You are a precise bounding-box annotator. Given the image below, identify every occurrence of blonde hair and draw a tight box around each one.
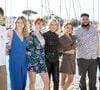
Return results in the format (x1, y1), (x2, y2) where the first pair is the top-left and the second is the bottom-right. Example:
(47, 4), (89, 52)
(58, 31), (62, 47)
(48, 18), (59, 31)
(15, 16), (29, 39)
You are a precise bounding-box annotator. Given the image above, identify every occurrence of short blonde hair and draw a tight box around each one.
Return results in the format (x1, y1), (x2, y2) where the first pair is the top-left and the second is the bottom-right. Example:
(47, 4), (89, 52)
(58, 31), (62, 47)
(48, 18), (59, 30)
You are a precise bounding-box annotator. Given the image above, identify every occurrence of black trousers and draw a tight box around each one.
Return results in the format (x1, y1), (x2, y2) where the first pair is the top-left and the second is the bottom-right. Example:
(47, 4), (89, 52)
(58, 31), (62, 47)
(46, 61), (59, 90)
(77, 58), (97, 90)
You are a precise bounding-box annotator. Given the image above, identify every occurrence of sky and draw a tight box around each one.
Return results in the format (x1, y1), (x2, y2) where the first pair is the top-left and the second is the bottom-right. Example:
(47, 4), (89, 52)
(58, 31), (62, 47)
(0, 0), (100, 22)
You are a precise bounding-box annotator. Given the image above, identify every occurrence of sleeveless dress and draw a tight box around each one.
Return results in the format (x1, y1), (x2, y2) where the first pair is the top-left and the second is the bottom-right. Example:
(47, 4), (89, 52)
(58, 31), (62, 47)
(26, 31), (47, 73)
(9, 30), (28, 90)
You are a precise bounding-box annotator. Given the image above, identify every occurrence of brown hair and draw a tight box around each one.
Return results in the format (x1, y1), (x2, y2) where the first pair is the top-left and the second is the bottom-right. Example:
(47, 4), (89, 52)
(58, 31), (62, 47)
(15, 16), (29, 39)
(34, 18), (44, 25)
(64, 22), (73, 30)
(0, 7), (4, 16)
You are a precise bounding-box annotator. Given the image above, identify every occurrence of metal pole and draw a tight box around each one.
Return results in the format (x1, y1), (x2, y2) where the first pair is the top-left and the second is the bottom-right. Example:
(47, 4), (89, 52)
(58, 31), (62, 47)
(41, 0), (43, 17)
(59, 0), (61, 18)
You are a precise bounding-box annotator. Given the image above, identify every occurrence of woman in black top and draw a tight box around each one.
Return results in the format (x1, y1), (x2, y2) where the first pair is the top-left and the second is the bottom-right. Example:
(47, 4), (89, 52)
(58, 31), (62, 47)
(43, 18), (59, 90)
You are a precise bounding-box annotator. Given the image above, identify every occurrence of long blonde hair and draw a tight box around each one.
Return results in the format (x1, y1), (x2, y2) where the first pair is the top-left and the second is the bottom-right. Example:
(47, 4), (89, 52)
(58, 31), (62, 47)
(15, 16), (29, 39)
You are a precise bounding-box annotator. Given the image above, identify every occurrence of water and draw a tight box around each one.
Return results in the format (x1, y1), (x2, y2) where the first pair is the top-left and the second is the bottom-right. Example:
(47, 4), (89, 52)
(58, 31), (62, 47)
(7, 56), (99, 90)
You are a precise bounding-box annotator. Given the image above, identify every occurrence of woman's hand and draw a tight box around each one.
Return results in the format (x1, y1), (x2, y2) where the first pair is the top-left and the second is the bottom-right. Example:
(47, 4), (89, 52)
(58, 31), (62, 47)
(64, 49), (75, 54)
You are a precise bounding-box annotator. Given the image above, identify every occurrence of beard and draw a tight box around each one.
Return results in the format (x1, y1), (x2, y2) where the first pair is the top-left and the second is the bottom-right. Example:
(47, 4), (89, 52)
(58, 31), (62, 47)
(81, 23), (90, 28)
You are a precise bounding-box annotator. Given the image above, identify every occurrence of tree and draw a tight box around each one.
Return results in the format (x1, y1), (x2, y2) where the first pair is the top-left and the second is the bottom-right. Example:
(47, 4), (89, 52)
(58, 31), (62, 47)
(70, 18), (80, 27)
(43, 15), (64, 27)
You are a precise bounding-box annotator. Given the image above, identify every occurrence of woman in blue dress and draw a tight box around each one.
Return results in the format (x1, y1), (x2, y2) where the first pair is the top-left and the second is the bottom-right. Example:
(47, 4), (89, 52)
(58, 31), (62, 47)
(26, 18), (49, 90)
(7, 16), (29, 90)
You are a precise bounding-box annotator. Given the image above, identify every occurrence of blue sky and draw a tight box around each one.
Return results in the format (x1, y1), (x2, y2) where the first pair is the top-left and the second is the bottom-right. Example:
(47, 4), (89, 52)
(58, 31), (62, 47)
(0, 0), (100, 22)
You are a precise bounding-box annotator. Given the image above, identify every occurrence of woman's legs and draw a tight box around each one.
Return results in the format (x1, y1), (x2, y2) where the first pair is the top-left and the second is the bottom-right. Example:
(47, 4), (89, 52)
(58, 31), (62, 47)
(0, 65), (7, 90)
(61, 73), (66, 88)
(28, 71), (36, 90)
(40, 72), (50, 90)
(63, 74), (74, 90)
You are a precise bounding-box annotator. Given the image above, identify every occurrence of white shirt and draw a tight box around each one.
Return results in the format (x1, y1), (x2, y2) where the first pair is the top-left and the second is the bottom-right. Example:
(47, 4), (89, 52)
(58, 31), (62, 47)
(75, 25), (98, 59)
(0, 25), (7, 65)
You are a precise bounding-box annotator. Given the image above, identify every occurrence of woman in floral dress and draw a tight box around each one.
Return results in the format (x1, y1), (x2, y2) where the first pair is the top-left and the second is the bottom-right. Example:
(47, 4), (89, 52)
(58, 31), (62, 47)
(26, 18), (49, 90)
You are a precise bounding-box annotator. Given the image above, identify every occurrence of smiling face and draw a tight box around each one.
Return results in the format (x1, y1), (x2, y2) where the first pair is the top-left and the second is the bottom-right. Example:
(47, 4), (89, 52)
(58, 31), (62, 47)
(34, 18), (44, 31)
(16, 19), (25, 30)
(81, 16), (90, 27)
(64, 23), (73, 34)
(49, 20), (58, 32)
(35, 21), (44, 30)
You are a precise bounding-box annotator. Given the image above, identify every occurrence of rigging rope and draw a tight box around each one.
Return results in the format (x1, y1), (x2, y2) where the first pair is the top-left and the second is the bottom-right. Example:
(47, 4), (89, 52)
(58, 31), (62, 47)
(64, 0), (69, 20)
(72, 0), (77, 19)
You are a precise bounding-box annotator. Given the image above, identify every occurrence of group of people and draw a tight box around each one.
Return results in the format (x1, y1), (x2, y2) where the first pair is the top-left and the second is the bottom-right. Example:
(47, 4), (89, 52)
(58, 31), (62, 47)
(0, 7), (100, 90)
